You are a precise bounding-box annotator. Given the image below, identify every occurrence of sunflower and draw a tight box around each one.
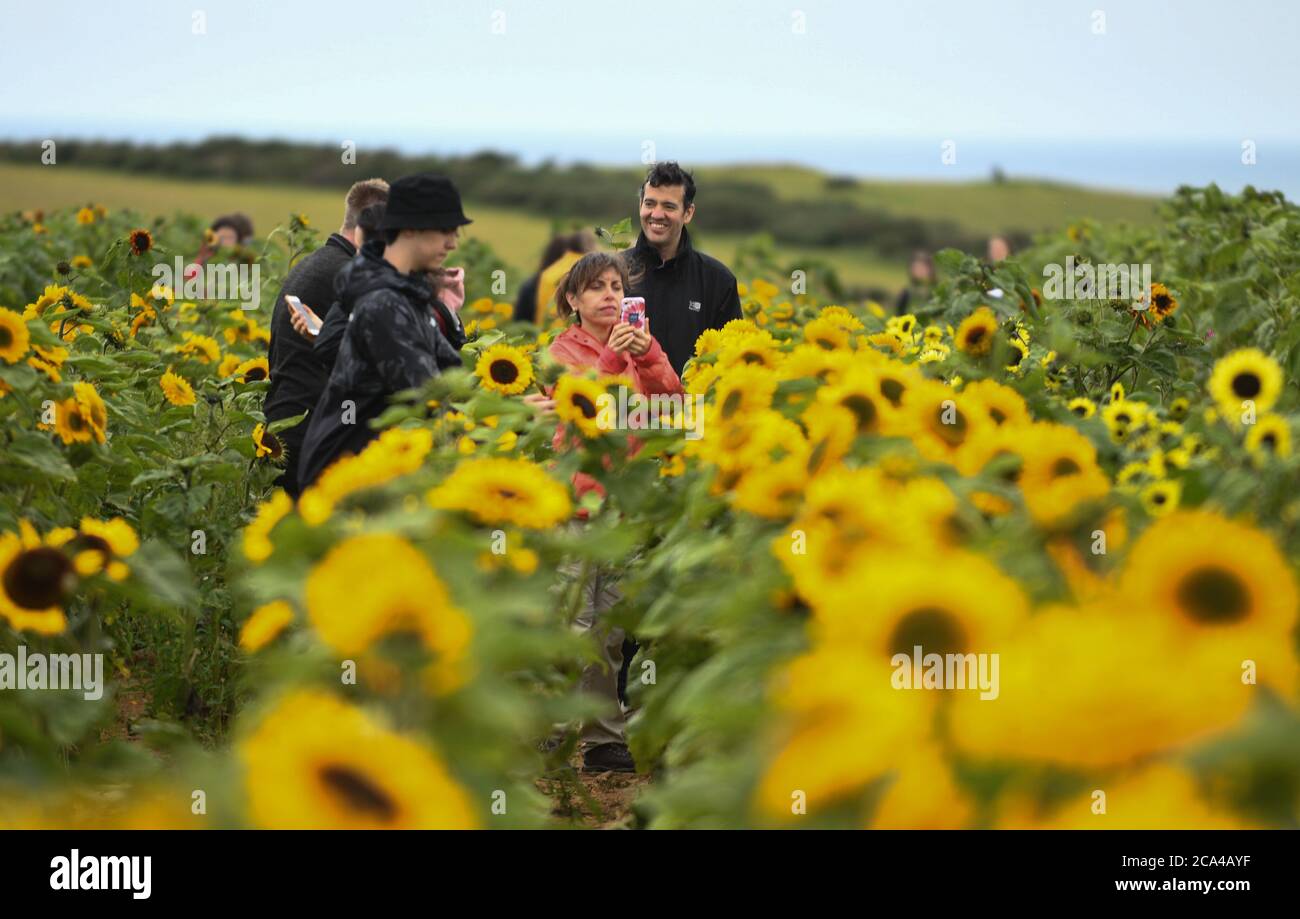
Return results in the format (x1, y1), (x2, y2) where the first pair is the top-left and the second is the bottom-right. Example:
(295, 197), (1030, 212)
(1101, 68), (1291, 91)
(70, 255), (93, 270)
(252, 423), (284, 460)
(76, 206), (95, 225)
(1066, 397), (1096, 419)
(239, 690), (478, 829)
(242, 490), (294, 563)
(955, 307), (998, 356)
(902, 378), (993, 465)
(1016, 422), (1110, 527)
(305, 533), (472, 681)
(236, 357), (270, 383)
(160, 370), (196, 406)
(1004, 333), (1030, 373)
(72, 381), (107, 443)
(1168, 396), (1190, 421)
(1001, 764), (1248, 830)
(870, 744), (973, 830)
(801, 316), (852, 352)
(1140, 479), (1181, 516)
(713, 363), (778, 421)
(0, 308), (30, 363)
(1245, 413), (1291, 459)
(0, 522), (75, 634)
(719, 330), (784, 369)
(1118, 510), (1298, 691)
(128, 228), (153, 256)
(815, 364), (888, 435)
(1147, 282), (1178, 322)
(217, 354), (242, 378)
(961, 379), (1029, 428)
(68, 516), (138, 580)
(552, 375), (607, 439)
(474, 344), (534, 395)
(427, 456), (571, 529)
(54, 397), (94, 445)
(1101, 398), (1147, 444)
(1208, 348), (1282, 416)
(799, 401), (855, 474)
(28, 343), (67, 383)
(755, 653), (934, 818)
(177, 332), (221, 364)
(951, 604), (1256, 768)
(814, 550), (1029, 654)
(732, 456), (809, 519)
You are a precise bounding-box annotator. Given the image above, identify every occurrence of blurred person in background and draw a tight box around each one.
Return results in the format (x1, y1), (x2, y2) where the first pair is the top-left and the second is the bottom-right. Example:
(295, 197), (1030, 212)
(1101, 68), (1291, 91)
(894, 249), (935, 314)
(514, 230), (597, 324)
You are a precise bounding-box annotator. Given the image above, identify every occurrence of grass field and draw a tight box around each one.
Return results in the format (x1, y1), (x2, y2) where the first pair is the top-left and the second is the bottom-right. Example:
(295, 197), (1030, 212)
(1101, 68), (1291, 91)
(1, 161), (1159, 293)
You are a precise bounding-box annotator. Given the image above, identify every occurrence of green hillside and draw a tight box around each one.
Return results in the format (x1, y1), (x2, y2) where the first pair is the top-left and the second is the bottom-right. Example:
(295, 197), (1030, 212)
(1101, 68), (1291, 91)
(0, 161), (1159, 294)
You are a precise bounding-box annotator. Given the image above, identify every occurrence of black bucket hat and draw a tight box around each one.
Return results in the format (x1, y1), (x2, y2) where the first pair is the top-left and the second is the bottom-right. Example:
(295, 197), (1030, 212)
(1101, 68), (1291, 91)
(379, 173), (473, 231)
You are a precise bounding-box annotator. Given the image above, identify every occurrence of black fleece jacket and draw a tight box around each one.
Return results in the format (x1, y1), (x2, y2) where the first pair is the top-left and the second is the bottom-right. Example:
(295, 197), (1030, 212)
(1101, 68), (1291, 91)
(297, 246), (462, 489)
(623, 226), (742, 377)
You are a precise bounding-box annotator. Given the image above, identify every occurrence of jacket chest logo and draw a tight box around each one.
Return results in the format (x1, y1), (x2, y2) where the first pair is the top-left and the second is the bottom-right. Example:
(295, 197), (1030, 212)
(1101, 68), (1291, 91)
(688, 300), (701, 312)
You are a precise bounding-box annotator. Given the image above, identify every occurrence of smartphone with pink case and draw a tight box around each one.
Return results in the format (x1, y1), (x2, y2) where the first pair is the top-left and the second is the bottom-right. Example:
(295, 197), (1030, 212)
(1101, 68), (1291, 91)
(620, 296), (646, 330)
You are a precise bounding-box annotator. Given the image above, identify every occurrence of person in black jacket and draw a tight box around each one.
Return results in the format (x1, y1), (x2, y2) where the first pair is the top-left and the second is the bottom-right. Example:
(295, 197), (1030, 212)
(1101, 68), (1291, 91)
(293, 202), (467, 368)
(622, 162), (743, 377)
(263, 178), (389, 496)
(297, 174), (470, 490)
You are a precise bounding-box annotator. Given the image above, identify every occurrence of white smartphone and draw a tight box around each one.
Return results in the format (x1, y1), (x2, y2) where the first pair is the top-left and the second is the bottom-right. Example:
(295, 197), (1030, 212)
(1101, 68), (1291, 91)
(284, 294), (321, 336)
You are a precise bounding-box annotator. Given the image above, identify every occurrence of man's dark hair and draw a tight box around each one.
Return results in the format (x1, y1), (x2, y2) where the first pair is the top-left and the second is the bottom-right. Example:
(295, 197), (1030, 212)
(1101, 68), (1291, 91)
(640, 161), (696, 207)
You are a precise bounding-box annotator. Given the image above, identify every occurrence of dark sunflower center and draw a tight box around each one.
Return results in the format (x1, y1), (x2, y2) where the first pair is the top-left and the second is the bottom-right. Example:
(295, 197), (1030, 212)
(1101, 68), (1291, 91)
(0, 327), (11, 347)
(572, 394), (597, 419)
(1261, 433), (1277, 450)
(880, 379), (905, 406)
(245, 367), (267, 382)
(888, 606), (968, 658)
(815, 337), (838, 351)
(68, 411), (86, 432)
(1007, 342), (1026, 366)
(933, 407), (968, 446)
(3, 547), (74, 609)
(496, 488), (518, 501)
(489, 359), (519, 385)
(1072, 404), (1088, 416)
(841, 394), (878, 431)
(989, 407), (1007, 425)
(318, 764), (398, 822)
(721, 389), (743, 418)
(1051, 457), (1082, 478)
(1175, 566), (1250, 624)
(1154, 294), (1172, 311)
(1231, 372), (1261, 399)
(73, 534), (112, 556)
(742, 351), (767, 364)
(1152, 491), (1168, 504)
(965, 327), (987, 347)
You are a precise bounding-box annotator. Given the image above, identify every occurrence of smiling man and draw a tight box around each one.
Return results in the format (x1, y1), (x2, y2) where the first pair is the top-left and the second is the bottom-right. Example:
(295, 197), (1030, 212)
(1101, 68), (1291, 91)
(623, 162), (742, 377)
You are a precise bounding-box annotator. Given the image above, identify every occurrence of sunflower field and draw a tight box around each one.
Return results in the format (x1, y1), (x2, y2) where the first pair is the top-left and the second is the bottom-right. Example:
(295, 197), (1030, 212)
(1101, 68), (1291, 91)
(2, 184), (1299, 829)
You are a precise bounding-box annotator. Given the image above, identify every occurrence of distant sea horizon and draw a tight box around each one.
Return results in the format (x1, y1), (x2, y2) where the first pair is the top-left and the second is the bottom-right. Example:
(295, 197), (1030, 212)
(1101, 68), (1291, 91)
(4, 121), (1297, 202)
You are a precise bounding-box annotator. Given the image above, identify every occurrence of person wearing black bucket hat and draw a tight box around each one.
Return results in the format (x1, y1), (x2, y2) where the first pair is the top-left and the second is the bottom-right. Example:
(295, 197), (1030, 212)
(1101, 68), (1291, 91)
(297, 174), (471, 489)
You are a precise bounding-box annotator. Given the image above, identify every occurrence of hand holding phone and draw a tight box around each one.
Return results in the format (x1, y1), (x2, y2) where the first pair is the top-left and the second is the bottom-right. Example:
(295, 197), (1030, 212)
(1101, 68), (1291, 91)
(284, 295), (322, 336)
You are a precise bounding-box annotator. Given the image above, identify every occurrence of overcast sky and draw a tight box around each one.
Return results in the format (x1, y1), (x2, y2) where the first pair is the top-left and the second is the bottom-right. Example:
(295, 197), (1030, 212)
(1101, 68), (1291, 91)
(6, 0), (1298, 183)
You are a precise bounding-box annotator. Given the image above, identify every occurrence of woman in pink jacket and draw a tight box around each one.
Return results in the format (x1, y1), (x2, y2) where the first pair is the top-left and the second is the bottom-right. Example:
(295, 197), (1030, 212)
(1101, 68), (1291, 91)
(524, 251), (681, 774)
